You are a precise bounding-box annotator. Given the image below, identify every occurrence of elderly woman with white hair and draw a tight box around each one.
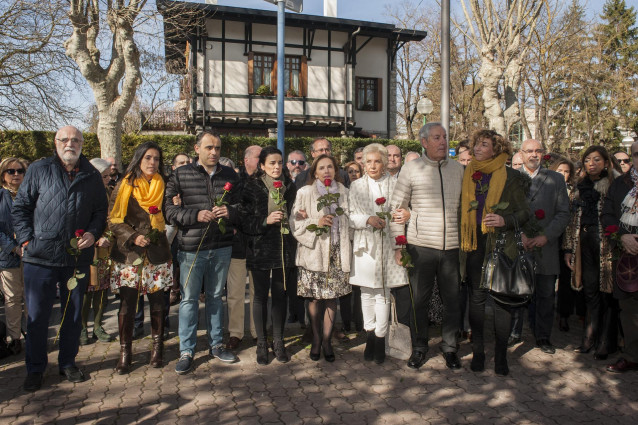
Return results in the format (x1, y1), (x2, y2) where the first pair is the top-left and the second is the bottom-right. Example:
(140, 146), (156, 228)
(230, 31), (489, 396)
(348, 143), (410, 364)
(79, 158), (115, 345)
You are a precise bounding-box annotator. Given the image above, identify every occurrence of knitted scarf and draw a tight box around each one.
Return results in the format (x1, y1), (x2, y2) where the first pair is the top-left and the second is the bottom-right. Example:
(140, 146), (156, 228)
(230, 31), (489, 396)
(261, 174), (287, 217)
(110, 173), (166, 231)
(460, 152), (508, 252)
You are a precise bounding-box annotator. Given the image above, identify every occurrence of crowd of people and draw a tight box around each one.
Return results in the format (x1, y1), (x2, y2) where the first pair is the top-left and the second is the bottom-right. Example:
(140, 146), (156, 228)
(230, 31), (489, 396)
(1, 123), (637, 393)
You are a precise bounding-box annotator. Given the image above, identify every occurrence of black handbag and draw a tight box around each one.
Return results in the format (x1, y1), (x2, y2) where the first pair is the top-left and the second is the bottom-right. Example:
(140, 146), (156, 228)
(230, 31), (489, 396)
(481, 220), (536, 306)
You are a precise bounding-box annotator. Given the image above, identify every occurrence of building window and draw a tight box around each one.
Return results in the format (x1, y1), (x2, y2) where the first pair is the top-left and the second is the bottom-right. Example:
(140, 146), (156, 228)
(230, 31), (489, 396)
(253, 54), (274, 93)
(284, 56), (301, 96)
(356, 77), (382, 111)
(248, 52), (307, 96)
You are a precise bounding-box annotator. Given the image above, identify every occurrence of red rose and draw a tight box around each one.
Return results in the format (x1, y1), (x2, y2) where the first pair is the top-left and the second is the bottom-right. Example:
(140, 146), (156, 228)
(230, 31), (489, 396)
(74, 229), (85, 238)
(605, 225), (620, 236)
(395, 235), (408, 246)
(375, 197), (386, 206)
(471, 171), (482, 181)
(534, 209), (545, 220)
(224, 182), (233, 191)
(324, 178), (332, 187)
(148, 206), (160, 215)
(273, 181), (283, 189)
(543, 154), (551, 161)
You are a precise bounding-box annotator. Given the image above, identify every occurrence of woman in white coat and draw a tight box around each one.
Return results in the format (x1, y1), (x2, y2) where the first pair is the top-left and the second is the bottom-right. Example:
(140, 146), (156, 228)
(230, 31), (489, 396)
(349, 143), (409, 364)
(290, 155), (351, 362)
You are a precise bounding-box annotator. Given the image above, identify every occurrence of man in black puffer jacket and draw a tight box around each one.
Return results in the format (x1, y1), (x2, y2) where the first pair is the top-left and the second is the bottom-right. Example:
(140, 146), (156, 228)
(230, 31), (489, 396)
(164, 132), (242, 374)
(12, 126), (108, 392)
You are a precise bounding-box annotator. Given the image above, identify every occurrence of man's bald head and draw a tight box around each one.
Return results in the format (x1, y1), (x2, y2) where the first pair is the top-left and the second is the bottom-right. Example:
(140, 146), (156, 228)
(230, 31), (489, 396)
(244, 145), (262, 175)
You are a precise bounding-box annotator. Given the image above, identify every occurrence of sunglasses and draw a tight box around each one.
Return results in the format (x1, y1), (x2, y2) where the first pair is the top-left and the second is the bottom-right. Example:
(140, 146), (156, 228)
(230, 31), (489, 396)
(618, 158), (631, 164)
(289, 160), (306, 166)
(5, 168), (25, 175)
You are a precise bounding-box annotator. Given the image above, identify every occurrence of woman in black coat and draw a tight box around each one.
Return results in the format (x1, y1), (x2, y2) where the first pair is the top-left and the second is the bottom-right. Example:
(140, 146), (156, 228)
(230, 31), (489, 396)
(242, 146), (297, 365)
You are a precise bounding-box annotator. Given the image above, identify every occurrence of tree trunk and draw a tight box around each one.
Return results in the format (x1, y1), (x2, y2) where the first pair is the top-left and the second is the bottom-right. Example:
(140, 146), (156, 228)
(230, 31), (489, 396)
(96, 111), (124, 164)
(478, 52), (506, 136)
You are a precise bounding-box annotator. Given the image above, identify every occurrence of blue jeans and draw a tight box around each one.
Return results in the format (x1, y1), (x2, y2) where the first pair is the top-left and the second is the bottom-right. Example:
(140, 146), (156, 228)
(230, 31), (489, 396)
(24, 263), (89, 373)
(178, 247), (232, 355)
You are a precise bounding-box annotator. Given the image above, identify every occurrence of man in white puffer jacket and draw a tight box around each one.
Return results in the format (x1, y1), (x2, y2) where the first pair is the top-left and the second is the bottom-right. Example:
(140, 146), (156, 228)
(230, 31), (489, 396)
(390, 122), (464, 371)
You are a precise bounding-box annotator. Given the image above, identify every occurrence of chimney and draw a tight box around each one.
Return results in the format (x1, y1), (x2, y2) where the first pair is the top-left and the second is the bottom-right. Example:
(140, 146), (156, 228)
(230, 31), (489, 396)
(324, 0), (337, 18)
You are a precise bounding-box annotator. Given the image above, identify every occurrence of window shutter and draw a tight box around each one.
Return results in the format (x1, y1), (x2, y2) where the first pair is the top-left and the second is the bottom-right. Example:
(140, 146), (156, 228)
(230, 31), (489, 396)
(247, 52), (254, 94)
(271, 60), (278, 95)
(376, 78), (383, 111)
(300, 56), (308, 97)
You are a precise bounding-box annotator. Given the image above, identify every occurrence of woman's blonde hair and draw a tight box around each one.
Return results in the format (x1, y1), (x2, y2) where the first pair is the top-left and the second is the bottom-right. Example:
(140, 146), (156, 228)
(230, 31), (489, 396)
(0, 157), (28, 178)
(470, 129), (513, 157)
(362, 143), (389, 168)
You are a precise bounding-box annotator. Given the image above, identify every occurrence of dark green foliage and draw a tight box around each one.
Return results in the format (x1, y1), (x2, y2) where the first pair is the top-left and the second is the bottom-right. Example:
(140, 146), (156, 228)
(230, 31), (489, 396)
(1, 131), (421, 166)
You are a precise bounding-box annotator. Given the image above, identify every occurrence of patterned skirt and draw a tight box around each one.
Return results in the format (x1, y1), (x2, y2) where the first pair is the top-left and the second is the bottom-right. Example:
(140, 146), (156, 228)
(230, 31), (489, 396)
(298, 243), (351, 299)
(110, 260), (173, 295)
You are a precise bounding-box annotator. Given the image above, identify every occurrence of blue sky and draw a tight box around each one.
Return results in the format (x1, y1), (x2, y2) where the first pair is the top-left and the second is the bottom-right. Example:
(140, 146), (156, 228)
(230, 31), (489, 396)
(215, 0), (638, 24)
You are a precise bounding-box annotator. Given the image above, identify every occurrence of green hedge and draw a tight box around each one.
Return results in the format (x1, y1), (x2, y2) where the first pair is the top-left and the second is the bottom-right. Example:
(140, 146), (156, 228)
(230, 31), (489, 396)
(1, 131), (426, 166)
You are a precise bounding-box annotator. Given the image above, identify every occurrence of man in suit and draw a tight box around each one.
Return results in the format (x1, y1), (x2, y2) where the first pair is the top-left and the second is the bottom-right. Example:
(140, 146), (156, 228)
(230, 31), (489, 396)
(514, 139), (570, 354)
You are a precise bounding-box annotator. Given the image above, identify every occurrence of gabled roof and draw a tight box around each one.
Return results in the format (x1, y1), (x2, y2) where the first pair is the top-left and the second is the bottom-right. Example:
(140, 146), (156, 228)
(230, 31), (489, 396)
(158, 0), (427, 72)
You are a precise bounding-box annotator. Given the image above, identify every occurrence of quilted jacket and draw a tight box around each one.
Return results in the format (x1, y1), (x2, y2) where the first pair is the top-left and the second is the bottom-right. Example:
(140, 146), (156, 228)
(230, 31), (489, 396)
(12, 155), (108, 267)
(241, 175), (297, 270)
(0, 189), (20, 269)
(164, 161), (241, 252)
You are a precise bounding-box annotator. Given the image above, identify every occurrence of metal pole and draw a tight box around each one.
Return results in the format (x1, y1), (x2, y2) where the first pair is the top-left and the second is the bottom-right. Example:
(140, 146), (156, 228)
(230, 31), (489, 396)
(441, 0), (450, 135)
(276, 1), (285, 154)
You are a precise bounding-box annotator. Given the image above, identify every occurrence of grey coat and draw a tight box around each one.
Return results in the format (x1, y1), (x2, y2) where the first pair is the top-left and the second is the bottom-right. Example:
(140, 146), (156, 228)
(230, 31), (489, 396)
(521, 167), (570, 275)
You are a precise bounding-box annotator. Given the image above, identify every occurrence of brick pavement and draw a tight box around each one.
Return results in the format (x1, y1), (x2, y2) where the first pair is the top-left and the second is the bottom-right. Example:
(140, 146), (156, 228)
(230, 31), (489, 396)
(1, 298), (637, 424)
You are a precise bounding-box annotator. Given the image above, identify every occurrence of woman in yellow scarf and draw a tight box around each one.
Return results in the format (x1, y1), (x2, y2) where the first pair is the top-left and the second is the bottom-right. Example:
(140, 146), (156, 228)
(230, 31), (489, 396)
(461, 130), (530, 377)
(108, 142), (172, 374)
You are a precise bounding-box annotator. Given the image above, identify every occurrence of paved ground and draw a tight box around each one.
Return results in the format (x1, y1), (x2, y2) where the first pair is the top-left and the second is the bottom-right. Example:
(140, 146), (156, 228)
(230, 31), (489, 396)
(1, 296), (637, 425)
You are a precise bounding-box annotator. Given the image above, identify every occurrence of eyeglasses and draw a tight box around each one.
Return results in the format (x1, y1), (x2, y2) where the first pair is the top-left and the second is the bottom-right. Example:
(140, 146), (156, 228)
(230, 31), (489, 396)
(55, 137), (82, 145)
(5, 168), (25, 175)
(521, 149), (545, 155)
(618, 158), (631, 164)
(289, 160), (305, 166)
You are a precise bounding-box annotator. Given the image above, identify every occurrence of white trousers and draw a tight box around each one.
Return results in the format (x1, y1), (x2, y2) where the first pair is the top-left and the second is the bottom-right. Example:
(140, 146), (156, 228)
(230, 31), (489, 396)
(360, 286), (391, 337)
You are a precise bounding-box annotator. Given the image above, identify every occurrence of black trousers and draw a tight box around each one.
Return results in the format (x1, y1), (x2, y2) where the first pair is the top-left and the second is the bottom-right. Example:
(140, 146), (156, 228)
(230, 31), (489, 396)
(251, 268), (290, 342)
(467, 232), (512, 354)
(406, 245), (460, 353)
(580, 229), (619, 354)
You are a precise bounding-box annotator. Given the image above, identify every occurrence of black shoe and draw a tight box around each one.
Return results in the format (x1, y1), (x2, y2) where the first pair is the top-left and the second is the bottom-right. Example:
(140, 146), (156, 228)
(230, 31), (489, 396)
(273, 340), (289, 363)
(363, 331), (375, 362)
(574, 340), (595, 354)
(470, 353), (485, 372)
(507, 336), (522, 347)
(310, 341), (320, 361)
(443, 352), (461, 370)
(407, 350), (427, 369)
(323, 344), (335, 363)
(59, 366), (86, 383)
(23, 373), (43, 392)
(256, 342), (269, 365)
(536, 339), (556, 354)
(287, 314), (298, 324)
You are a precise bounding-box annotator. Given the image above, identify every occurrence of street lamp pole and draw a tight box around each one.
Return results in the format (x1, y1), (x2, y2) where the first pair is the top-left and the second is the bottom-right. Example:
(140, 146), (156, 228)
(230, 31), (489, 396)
(441, 0), (450, 135)
(276, 0), (285, 155)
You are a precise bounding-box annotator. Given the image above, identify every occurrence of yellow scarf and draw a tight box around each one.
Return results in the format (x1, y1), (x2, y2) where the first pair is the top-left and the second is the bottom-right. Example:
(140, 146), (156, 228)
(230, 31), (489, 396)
(460, 152), (508, 252)
(110, 173), (166, 232)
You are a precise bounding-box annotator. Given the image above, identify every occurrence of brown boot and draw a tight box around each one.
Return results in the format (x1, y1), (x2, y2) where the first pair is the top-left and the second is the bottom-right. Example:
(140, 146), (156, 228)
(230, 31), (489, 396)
(150, 307), (165, 368)
(115, 314), (133, 375)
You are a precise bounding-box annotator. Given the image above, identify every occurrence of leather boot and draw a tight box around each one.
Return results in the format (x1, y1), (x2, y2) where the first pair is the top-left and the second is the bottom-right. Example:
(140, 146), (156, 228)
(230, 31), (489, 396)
(115, 314), (133, 375)
(150, 307), (165, 368)
(364, 331), (375, 361)
(374, 336), (386, 364)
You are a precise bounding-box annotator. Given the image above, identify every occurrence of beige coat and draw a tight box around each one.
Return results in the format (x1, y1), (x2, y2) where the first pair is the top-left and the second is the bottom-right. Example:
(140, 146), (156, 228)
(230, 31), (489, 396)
(290, 182), (351, 273)
(390, 154), (464, 250)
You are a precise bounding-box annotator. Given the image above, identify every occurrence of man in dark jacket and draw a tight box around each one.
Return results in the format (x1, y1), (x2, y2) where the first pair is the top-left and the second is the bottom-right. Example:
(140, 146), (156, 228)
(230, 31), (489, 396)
(12, 126), (108, 391)
(164, 132), (241, 374)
